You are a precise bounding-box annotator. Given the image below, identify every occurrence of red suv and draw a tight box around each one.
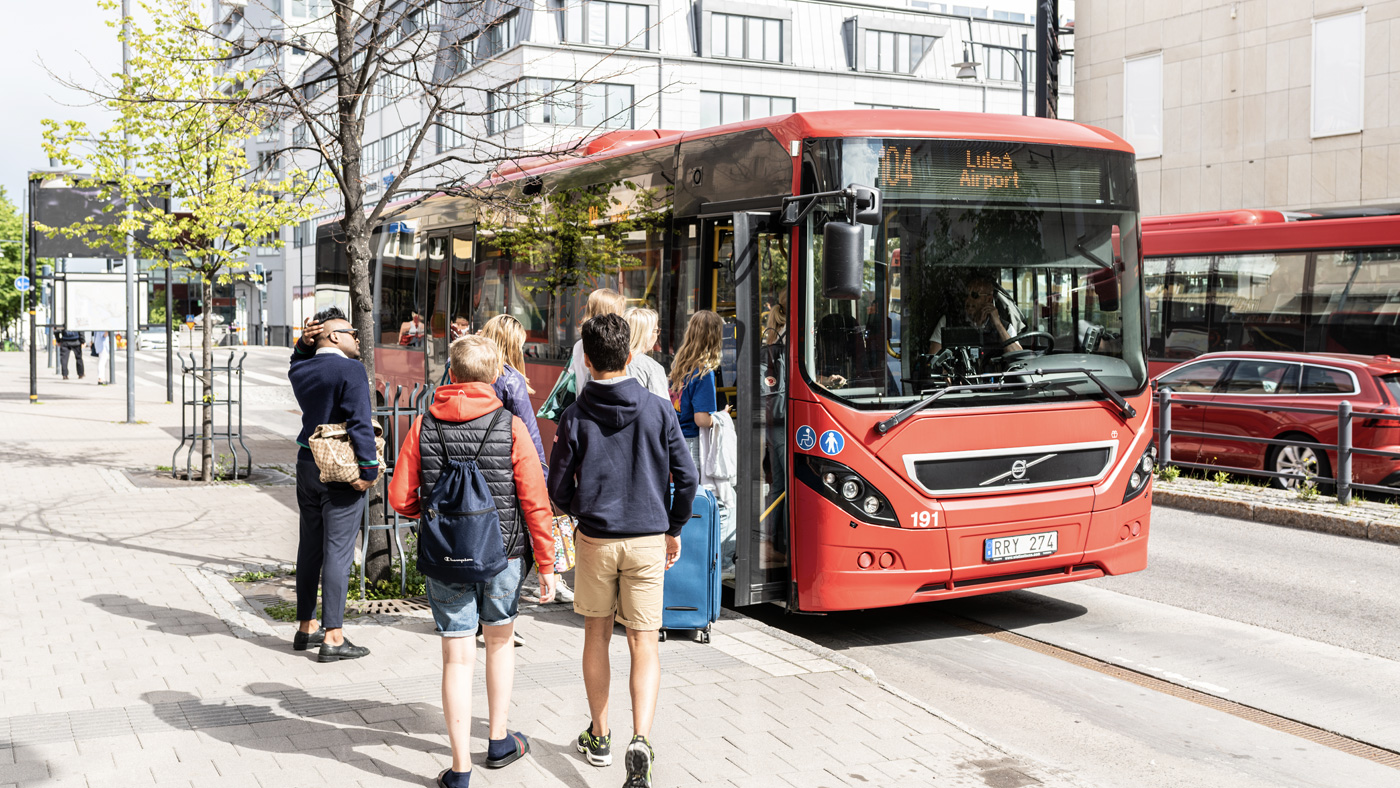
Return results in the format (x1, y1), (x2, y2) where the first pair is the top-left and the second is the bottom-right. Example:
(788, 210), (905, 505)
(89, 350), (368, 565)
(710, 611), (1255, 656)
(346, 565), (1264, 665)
(1152, 352), (1400, 489)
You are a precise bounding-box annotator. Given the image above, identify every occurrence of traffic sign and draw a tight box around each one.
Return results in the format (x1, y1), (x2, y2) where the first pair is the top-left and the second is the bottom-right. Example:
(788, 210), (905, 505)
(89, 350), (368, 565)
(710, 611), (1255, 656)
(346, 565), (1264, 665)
(14, 275), (31, 292)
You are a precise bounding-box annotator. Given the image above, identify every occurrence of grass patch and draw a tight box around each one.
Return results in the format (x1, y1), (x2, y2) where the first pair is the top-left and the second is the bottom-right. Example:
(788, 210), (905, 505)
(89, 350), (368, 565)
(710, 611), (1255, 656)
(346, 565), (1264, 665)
(1156, 465), (1181, 483)
(232, 570), (276, 583)
(347, 534), (427, 601)
(263, 601), (306, 622)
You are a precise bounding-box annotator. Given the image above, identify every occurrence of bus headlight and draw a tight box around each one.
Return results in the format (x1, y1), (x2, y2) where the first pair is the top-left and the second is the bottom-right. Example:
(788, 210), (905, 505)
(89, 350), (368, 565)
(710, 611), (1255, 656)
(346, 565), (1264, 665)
(798, 456), (897, 526)
(1123, 444), (1155, 504)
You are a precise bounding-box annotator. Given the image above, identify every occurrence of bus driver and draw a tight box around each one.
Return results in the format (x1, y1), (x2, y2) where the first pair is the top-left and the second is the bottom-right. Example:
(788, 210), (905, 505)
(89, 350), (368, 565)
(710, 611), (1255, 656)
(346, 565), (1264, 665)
(928, 271), (1025, 355)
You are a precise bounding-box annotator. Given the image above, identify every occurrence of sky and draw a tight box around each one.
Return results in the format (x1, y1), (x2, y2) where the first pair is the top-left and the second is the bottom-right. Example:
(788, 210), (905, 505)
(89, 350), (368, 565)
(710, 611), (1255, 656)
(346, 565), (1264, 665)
(2, 0), (125, 209)
(2, 0), (1071, 214)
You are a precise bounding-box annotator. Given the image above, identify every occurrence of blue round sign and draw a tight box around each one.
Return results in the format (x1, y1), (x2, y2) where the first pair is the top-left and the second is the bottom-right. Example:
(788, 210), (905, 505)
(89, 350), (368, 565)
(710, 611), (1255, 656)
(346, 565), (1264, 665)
(795, 425), (817, 452)
(14, 276), (31, 292)
(819, 430), (845, 456)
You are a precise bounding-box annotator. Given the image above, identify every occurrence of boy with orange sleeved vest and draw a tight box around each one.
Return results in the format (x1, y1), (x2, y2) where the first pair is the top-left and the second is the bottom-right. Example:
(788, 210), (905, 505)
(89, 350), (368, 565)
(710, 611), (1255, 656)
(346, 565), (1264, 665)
(389, 334), (556, 788)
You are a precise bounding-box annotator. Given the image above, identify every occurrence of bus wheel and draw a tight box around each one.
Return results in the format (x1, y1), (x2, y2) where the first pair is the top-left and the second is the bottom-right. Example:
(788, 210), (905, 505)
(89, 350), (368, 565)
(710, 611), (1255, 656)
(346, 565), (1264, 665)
(1268, 434), (1330, 492)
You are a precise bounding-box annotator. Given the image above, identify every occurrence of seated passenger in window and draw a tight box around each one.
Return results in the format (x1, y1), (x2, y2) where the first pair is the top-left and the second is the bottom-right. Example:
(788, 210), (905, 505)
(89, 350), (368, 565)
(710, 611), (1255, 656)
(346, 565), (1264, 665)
(928, 271), (1024, 355)
(398, 312), (425, 346)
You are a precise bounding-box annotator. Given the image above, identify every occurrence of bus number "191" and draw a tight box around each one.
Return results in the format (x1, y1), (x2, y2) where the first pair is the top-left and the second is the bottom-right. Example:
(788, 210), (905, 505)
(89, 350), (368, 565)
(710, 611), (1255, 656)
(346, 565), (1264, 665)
(908, 511), (938, 528)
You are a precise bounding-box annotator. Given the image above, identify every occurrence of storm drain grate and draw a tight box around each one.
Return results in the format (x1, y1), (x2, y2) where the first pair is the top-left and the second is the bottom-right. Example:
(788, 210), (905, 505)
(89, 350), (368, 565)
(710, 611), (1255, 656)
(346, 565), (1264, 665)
(936, 612), (1400, 771)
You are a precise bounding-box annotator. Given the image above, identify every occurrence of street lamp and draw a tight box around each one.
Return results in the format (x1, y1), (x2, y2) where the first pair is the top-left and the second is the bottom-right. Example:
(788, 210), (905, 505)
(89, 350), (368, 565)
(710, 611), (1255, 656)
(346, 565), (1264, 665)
(952, 46), (980, 80)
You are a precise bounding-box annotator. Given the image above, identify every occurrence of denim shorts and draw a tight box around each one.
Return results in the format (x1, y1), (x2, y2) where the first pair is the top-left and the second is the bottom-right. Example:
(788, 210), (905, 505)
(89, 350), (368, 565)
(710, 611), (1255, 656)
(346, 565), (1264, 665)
(425, 557), (527, 637)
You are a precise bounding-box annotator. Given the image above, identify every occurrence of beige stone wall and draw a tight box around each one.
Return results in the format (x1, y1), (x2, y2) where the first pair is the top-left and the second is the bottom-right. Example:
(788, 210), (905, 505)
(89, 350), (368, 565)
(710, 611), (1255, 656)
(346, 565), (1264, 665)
(1075, 0), (1400, 216)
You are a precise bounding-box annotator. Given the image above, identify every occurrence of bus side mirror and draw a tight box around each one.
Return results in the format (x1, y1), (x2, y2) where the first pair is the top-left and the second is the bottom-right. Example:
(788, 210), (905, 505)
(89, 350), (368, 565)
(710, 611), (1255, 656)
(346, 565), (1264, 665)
(823, 221), (863, 300)
(853, 186), (882, 226)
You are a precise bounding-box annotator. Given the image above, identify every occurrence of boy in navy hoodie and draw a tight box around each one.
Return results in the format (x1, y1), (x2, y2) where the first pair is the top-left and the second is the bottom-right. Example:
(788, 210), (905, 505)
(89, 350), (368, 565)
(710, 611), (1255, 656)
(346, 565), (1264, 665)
(548, 313), (697, 788)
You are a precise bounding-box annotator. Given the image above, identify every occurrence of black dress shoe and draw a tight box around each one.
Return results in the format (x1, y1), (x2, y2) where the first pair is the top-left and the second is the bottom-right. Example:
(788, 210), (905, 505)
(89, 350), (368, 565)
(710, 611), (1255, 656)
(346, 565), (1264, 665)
(293, 628), (326, 651)
(318, 639), (370, 663)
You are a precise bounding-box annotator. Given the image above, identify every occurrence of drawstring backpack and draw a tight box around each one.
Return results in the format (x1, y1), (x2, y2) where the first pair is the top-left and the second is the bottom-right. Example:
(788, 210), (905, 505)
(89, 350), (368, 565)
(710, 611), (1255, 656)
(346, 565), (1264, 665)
(416, 409), (509, 584)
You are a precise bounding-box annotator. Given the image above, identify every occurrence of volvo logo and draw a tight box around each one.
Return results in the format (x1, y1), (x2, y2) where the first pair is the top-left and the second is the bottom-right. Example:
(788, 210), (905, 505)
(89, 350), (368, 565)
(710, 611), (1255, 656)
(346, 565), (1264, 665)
(980, 453), (1059, 487)
(1010, 459), (1028, 480)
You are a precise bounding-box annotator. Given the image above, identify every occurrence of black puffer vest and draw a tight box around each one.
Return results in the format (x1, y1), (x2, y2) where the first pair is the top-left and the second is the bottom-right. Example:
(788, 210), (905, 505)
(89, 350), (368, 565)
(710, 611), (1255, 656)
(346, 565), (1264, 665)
(418, 409), (526, 558)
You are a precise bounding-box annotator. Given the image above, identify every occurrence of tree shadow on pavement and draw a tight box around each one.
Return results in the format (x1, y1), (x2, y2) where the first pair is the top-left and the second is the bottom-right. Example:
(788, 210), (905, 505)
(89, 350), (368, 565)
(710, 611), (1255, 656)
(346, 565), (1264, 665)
(83, 593), (312, 659)
(140, 690), (443, 786)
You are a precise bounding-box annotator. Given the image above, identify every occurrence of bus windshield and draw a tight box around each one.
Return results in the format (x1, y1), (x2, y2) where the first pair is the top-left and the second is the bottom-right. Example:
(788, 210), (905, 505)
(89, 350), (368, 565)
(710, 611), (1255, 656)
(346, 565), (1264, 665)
(802, 137), (1148, 410)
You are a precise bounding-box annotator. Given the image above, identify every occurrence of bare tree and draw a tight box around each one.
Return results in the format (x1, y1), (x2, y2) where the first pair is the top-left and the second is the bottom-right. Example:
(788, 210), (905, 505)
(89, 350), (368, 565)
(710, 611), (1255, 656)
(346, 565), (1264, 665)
(229, 0), (665, 582)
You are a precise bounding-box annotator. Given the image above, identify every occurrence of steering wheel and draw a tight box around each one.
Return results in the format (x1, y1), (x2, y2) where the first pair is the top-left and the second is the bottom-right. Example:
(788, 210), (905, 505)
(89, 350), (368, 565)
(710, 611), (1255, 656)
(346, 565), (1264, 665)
(1001, 331), (1055, 365)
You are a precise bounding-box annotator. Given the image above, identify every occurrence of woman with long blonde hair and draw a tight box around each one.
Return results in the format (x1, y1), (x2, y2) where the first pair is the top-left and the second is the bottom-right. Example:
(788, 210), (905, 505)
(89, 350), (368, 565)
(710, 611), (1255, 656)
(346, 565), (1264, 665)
(624, 307), (669, 400)
(668, 309), (723, 465)
(476, 315), (545, 463)
(568, 287), (628, 389)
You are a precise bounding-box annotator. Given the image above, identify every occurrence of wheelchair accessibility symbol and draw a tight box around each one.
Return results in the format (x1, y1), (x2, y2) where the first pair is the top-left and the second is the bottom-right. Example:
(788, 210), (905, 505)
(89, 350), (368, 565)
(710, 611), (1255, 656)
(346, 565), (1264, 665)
(795, 425), (817, 452)
(819, 430), (844, 456)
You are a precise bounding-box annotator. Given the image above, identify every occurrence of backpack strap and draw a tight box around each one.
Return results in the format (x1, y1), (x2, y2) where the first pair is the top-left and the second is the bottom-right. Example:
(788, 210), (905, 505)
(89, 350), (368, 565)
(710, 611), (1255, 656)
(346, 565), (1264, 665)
(471, 408), (507, 462)
(424, 412), (451, 462)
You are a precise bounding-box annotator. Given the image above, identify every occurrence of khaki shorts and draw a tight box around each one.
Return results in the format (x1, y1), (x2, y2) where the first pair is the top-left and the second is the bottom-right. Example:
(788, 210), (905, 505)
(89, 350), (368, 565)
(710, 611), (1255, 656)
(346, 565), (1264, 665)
(573, 532), (666, 631)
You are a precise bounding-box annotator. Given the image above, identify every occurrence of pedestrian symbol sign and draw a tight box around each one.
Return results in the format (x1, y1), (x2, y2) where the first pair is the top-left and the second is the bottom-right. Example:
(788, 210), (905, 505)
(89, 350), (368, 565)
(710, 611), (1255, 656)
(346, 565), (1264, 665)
(795, 425), (817, 452)
(14, 276), (31, 292)
(819, 430), (844, 456)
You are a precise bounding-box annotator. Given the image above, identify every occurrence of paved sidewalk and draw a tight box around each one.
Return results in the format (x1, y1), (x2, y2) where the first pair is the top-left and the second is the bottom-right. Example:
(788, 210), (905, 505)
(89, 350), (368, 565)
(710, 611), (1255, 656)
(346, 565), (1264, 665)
(0, 351), (1082, 788)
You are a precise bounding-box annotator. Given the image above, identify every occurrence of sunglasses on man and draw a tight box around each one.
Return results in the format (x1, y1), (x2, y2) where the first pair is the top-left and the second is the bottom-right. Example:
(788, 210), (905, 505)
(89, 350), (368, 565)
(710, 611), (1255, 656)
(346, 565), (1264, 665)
(332, 328), (359, 337)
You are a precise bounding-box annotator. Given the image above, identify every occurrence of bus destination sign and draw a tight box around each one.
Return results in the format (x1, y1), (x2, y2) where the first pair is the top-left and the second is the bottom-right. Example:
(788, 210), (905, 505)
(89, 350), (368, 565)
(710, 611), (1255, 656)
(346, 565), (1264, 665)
(873, 140), (1107, 204)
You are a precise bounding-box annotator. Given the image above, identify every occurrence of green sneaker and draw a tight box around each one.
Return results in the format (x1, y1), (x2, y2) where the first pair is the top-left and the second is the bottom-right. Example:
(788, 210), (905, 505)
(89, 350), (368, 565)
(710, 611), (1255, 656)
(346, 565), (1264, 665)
(624, 735), (654, 788)
(576, 723), (611, 767)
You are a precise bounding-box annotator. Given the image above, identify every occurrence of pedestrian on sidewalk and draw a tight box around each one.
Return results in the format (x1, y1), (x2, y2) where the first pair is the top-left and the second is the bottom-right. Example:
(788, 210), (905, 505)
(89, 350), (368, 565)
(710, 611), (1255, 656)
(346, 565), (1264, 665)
(91, 330), (111, 385)
(287, 308), (378, 663)
(668, 310), (723, 469)
(57, 327), (85, 380)
(567, 288), (628, 390)
(480, 314), (576, 608)
(548, 313), (698, 788)
(388, 334), (557, 788)
(623, 307), (670, 401)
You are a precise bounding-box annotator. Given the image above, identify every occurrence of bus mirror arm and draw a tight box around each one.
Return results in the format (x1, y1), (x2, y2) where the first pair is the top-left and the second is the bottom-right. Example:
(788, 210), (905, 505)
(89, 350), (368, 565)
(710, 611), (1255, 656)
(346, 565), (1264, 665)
(781, 184), (883, 227)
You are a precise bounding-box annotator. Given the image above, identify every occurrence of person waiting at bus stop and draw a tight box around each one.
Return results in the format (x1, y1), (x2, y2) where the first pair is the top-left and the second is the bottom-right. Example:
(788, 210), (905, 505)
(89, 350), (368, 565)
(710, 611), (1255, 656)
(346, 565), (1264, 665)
(288, 308), (378, 663)
(928, 270), (1025, 356)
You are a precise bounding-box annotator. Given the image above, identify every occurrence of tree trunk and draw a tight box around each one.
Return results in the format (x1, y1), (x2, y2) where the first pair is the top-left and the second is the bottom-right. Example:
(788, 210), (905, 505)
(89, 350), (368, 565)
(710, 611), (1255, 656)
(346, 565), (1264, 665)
(200, 275), (214, 481)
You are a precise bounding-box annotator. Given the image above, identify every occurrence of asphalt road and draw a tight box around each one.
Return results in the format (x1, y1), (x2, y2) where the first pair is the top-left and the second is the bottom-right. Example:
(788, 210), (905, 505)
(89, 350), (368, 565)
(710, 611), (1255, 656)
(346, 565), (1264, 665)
(744, 506), (1400, 788)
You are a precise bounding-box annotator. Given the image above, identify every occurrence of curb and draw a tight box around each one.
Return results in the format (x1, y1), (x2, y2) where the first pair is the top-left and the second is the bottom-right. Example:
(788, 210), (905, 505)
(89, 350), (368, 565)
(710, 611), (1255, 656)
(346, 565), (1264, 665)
(1154, 486), (1400, 545)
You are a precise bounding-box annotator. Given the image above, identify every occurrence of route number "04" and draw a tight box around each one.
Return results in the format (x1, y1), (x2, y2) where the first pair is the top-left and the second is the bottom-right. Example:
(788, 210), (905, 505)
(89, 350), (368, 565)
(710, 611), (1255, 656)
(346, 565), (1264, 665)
(908, 510), (938, 528)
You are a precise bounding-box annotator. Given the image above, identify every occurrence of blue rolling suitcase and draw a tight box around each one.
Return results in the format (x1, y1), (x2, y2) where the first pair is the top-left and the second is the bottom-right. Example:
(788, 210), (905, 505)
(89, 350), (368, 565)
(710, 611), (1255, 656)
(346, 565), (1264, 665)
(660, 487), (720, 644)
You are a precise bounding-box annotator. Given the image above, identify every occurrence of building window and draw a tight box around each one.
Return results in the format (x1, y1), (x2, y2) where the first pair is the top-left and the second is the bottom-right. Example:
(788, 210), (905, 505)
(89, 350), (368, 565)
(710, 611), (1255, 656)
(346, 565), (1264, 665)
(448, 38), (476, 74)
(1123, 53), (1163, 159)
(863, 30), (934, 74)
(292, 123), (309, 146)
(855, 102), (933, 111)
(980, 45), (1024, 83)
(712, 13), (782, 62)
(488, 79), (636, 135)
(368, 70), (409, 114)
(699, 91), (794, 127)
(291, 0), (329, 17)
(481, 12), (518, 61)
(437, 106), (470, 153)
(364, 128), (414, 173)
(559, 0), (651, 49)
(1313, 11), (1364, 138)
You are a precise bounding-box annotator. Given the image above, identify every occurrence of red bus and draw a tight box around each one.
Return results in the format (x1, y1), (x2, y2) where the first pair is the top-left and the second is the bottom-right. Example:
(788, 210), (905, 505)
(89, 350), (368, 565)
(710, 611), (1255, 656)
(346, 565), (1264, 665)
(1142, 208), (1400, 376)
(318, 110), (1153, 611)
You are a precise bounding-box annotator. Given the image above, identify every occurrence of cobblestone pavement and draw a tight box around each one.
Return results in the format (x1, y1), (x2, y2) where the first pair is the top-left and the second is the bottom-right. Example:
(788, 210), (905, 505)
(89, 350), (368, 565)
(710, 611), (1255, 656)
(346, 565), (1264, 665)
(0, 352), (1084, 788)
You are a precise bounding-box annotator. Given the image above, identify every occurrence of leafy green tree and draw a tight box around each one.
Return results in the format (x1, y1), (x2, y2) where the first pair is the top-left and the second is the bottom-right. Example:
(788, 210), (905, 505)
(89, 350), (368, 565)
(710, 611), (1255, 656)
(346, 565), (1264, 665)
(0, 188), (24, 341)
(38, 0), (320, 480)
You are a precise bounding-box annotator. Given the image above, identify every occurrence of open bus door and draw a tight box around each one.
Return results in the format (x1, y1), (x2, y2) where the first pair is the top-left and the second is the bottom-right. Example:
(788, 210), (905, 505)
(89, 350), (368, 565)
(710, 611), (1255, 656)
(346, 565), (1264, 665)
(703, 211), (791, 607)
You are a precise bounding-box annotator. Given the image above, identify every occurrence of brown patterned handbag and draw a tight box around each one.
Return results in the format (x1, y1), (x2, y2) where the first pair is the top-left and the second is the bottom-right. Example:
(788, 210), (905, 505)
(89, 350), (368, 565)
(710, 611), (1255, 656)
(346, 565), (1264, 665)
(308, 421), (386, 484)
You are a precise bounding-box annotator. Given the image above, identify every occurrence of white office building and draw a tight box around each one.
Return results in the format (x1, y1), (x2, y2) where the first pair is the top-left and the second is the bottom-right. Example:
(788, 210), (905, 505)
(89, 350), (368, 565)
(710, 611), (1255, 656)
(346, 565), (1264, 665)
(214, 0), (1072, 344)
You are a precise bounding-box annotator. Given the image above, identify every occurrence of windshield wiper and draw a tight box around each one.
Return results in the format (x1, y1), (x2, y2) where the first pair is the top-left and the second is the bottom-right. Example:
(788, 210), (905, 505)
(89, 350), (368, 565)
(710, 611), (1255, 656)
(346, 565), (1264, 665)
(876, 373), (1044, 435)
(1034, 368), (1136, 421)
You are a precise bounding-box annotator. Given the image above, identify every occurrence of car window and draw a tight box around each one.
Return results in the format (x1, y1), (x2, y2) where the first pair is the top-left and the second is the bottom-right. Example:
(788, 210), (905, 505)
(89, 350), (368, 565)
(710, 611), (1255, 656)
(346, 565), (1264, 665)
(1221, 361), (1299, 394)
(1381, 374), (1400, 405)
(1300, 365), (1356, 395)
(1158, 359), (1230, 393)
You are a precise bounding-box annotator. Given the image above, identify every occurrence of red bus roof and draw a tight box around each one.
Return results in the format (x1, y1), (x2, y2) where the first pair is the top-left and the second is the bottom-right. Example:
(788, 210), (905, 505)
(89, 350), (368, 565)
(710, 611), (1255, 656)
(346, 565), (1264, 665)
(1143, 211), (1400, 256)
(1141, 209), (1291, 231)
(488, 109), (1134, 184)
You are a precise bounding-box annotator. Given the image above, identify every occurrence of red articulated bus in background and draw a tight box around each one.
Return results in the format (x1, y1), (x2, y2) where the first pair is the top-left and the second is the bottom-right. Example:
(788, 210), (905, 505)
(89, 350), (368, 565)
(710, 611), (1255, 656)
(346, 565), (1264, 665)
(1141, 207), (1400, 376)
(317, 110), (1154, 611)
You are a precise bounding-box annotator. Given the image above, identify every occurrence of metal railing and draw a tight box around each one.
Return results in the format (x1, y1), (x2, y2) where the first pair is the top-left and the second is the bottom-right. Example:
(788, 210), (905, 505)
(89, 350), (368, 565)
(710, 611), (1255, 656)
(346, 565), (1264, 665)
(358, 381), (436, 598)
(1156, 389), (1400, 504)
(172, 351), (252, 480)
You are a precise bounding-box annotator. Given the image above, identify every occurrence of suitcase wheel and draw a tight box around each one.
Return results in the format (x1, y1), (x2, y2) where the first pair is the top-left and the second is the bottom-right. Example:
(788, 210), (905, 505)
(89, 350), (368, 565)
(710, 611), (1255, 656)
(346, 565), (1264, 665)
(698, 626), (711, 645)
(658, 629), (667, 643)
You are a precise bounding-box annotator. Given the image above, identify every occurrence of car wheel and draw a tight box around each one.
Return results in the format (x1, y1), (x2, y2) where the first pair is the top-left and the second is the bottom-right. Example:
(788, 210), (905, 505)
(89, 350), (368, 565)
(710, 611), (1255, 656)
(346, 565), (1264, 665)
(1268, 435), (1331, 491)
